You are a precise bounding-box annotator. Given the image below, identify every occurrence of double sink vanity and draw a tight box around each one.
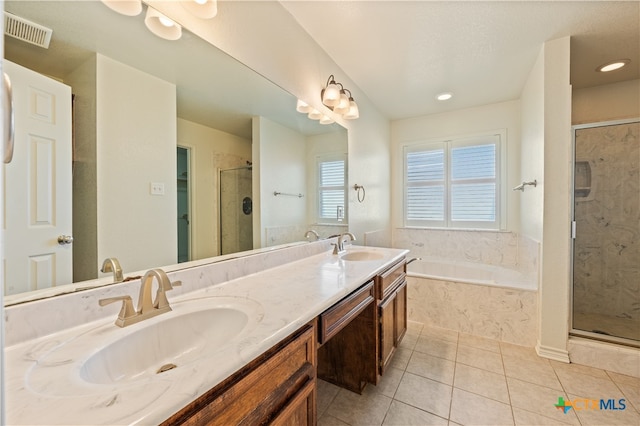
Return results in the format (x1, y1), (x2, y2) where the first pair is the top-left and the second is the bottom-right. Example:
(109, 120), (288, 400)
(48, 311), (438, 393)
(4, 240), (408, 425)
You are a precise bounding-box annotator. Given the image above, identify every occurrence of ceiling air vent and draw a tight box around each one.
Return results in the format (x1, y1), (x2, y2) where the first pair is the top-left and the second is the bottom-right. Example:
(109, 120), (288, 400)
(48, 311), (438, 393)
(4, 11), (52, 49)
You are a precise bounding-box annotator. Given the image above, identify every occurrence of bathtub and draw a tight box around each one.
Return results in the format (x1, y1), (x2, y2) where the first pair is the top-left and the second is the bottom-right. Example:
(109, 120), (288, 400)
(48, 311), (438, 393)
(406, 257), (537, 291)
(405, 257), (538, 346)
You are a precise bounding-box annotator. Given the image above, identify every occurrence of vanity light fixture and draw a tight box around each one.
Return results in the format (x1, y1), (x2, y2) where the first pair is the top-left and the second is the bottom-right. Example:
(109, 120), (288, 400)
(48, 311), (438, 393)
(321, 75), (359, 119)
(436, 92), (453, 101)
(319, 115), (335, 125)
(100, 0), (142, 16)
(307, 109), (323, 120)
(145, 7), (182, 41)
(296, 99), (312, 113)
(181, 0), (218, 19)
(596, 59), (630, 73)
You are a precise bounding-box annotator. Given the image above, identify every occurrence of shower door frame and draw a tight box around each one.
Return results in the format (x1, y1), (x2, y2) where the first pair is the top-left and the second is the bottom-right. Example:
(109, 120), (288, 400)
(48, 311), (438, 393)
(569, 118), (640, 348)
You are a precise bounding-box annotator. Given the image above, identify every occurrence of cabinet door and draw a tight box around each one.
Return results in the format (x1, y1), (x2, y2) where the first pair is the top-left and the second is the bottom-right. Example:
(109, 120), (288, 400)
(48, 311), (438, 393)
(395, 280), (407, 346)
(379, 294), (396, 375)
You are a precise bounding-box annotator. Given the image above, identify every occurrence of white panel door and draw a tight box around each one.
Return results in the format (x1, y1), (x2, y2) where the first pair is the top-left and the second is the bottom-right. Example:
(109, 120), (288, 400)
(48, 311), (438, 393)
(3, 60), (73, 295)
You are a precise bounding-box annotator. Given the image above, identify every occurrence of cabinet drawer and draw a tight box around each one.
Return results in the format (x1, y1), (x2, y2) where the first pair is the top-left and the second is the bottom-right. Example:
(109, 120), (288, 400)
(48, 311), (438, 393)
(375, 259), (406, 300)
(162, 323), (316, 426)
(318, 281), (374, 344)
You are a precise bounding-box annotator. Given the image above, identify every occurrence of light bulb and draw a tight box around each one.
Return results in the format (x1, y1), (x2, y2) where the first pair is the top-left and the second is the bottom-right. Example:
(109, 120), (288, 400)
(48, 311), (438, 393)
(296, 99), (312, 113)
(320, 115), (335, 125)
(308, 109), (322, 120)
(344, 99), (359, 120)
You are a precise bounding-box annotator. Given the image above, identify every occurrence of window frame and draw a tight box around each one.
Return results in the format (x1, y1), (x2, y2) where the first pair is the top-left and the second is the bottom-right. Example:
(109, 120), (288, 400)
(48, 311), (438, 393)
(316, 153), (348, 225)
(402, 131), (506, 230)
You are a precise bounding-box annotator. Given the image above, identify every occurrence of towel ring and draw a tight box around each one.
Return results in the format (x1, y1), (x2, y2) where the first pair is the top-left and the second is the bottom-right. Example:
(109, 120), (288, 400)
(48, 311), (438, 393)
(354, 184), (365, 203)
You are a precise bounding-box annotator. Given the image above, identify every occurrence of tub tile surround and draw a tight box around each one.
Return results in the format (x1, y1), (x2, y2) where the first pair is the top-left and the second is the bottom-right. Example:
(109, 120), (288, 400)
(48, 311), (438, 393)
(4, 241), (409, 424)
(394, 228), (540, 275)
(394, 228), (540, 347)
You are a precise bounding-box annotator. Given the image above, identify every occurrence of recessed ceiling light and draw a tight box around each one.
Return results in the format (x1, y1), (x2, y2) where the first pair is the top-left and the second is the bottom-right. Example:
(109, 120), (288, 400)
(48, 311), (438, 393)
(436, 92), (453, 101)
(596, 59), (630, 73)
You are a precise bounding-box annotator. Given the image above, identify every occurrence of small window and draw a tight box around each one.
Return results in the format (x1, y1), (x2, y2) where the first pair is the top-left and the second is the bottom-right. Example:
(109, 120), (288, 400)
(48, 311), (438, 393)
(317, 154), (347, 224)
(403, 134), (503, 229)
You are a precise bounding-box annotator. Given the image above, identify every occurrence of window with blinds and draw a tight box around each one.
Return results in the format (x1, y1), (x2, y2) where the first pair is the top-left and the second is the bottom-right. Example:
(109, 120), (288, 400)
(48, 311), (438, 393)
(317, 155), (347, 223)
(404, 134), (502, 229)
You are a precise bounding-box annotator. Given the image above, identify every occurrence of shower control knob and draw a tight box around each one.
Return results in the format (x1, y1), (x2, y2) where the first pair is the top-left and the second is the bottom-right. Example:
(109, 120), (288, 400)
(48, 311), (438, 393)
(57, 235), (74, 245)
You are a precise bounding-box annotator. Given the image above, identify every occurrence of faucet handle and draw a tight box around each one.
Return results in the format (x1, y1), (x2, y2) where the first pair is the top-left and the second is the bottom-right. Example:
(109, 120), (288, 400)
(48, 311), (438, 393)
(154, 279), (182, 310)
(99, 296), (136, 326)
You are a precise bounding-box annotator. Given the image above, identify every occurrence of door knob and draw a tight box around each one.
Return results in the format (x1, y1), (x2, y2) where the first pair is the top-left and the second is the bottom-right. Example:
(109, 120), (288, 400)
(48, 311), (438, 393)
(57, 235), (74, 245)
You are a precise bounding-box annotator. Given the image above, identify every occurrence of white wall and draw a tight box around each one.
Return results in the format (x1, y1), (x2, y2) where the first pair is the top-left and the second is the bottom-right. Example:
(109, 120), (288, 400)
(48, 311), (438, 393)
(177, 118), (251, 259)
(391, 100), (522, 232)
(253, 116), (307, 247)
(150, 0), (393, 246)
(573, 79), (640, 124)
(538, 37), (573, 362)
(520, 49), (545, 242)
(96, 55), (177, 273)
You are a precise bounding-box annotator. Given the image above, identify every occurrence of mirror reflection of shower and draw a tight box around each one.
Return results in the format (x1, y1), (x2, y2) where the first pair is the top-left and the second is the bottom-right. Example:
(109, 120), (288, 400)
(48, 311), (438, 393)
(177, 147), (191, 263)
(219, 162), (253, 255)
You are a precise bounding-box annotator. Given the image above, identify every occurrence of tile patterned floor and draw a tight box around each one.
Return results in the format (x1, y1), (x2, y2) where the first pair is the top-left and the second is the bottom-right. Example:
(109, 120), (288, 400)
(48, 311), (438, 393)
(317, 322), (640, 426)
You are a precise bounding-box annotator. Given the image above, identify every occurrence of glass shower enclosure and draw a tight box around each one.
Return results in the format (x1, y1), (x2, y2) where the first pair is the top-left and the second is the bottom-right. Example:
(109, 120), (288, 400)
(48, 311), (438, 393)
(219, 165), (253, 255)
(571, 119), (639, 346)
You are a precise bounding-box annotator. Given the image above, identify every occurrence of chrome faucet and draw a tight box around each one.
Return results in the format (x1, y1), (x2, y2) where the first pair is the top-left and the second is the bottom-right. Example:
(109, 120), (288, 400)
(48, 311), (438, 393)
(99, 268), (182, 327)
(101, 257), (124, 283)
(333, 232), (356, 254)
(304, 230), (320, 241)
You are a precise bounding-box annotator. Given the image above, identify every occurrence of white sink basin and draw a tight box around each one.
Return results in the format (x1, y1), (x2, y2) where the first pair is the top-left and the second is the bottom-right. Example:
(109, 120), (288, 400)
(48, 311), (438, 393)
(28, 296), (263, 395)
(340, 250), (385, 261)
(82, 306), (249, 384)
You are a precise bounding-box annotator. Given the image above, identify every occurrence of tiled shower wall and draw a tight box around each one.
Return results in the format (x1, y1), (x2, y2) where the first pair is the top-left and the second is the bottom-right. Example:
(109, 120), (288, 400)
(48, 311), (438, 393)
(573, 122), (640, 322)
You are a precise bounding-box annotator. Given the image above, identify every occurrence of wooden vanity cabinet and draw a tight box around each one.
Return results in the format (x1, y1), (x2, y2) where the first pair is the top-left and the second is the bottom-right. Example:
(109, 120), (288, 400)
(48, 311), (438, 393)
(162, 322), (316, 426)
(375, 258), (407, 375)
(317, 281), (377, 394)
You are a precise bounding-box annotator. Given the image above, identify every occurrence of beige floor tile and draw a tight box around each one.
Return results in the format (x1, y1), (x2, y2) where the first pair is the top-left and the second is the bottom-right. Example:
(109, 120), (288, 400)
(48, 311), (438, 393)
(388, 347), (412, 371)
(414, 336), (458, 361)
(456, 344), (504, 374)
(449, 388), (514, 425)
(512, 407), (576, 425)
(607, 370), (640, 388)
(373, 367), (405, 398)
(407, 320), (425, 335)
(319, 414), (350, 426)
(453, 363), (510, 403)
(399, 332), (419, 350)
(550, 359), (610, 380)
(420, 325), (459, 343)
(317, 379), (341, 417)
(325, 387), (392, 426)
(555, 368), (625, 399)
(567, 393), (640, 425)
(507, 377), (581, 425)
(503, 356), (563, 390)
(614, 381), (640, 414)
(459, 332), (501, 353)
(500, 341), (541, 362)
(382, 400), (448, 425)
(394, 372), (452, 419)
(407, 351), (456, 385)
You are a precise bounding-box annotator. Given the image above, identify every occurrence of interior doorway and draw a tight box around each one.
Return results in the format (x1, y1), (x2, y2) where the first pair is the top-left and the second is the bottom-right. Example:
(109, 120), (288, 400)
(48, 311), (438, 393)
(177, 146), (191, 263)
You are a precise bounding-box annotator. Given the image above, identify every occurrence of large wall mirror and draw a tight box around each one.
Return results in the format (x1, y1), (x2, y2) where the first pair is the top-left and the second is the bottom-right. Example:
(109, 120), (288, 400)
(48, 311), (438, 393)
(3, 1), (348, 304)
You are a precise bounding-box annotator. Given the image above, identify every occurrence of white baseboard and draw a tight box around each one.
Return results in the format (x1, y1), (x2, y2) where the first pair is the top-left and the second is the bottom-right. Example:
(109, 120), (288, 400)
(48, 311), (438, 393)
(536, 342), (570, 363)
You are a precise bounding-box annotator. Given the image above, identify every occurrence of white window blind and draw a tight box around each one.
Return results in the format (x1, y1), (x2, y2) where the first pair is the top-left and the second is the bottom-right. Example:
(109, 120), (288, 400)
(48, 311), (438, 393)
(404, 134), (501, 229)
(318, 155), (347, 223)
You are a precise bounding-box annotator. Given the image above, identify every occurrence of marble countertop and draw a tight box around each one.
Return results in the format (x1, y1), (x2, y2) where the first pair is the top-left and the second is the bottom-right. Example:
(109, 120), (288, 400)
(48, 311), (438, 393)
(5, 246), (408, 425)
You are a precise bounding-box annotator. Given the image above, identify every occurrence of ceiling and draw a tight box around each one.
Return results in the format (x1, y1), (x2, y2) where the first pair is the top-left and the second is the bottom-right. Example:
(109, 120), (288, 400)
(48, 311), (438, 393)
(281, 1), (640, 120)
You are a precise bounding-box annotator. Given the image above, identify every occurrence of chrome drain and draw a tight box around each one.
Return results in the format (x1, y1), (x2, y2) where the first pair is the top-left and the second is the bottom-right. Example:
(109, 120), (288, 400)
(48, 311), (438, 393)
(156, 363), (177, 374)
